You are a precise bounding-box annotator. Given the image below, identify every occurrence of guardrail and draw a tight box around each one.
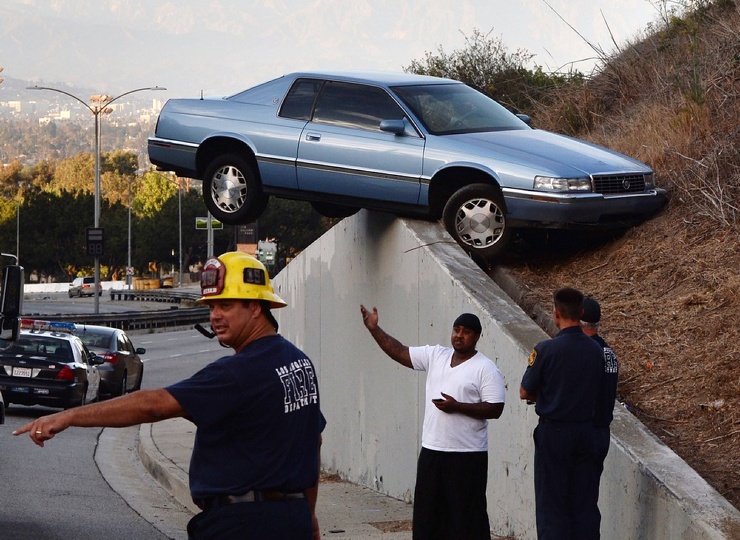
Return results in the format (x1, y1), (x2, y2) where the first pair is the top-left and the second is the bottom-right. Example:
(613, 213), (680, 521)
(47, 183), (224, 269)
(42, 306), (211, 332)
(31, 289), (209, 332)
(108, 288), (201, 305)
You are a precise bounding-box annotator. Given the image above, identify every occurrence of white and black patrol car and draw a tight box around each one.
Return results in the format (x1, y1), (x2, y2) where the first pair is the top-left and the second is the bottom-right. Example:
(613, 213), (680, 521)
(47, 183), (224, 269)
(0, 319), (104, 410)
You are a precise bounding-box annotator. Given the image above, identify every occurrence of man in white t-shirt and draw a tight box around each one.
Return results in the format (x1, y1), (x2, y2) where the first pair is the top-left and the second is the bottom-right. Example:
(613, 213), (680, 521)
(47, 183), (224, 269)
(360, 305), (506, 540)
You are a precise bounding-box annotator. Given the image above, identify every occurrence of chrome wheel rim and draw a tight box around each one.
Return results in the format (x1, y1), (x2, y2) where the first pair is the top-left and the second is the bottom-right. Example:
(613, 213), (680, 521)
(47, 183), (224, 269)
(453, 197), (505, 248)
(211, 165), (248, 214)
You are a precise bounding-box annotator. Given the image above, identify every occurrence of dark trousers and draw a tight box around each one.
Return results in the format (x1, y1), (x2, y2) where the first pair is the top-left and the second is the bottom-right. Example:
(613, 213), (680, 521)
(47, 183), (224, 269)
(584, 426), (611, 538)
(533, 421), (599, 540)
(187, 499), (312, 540)
(412, 447), (490, 540)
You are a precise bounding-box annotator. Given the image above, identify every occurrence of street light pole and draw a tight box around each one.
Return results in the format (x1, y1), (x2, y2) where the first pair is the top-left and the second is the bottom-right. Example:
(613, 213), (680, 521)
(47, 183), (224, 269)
(127, 175), (132, 290)
(178, 181), (183, 287)
(27, 85), (166, 313)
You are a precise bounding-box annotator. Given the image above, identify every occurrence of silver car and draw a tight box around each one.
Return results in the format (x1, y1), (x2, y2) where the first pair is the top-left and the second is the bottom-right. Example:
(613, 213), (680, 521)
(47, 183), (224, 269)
(149, 71), (667, 260)
(74, 324), (145, 398)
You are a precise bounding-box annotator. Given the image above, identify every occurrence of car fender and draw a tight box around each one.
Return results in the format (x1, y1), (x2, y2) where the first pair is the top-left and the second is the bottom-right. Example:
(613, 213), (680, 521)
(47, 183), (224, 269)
(425, 161), (504, 217)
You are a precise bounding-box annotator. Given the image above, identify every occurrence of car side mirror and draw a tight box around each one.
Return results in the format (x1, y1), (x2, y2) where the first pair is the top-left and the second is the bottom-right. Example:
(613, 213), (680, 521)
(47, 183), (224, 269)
(136, 347), (146, 355)
(91, 353), (106, 366)
(379, 119), (407, 135)
(0, 262), (24, 341)
(516, 113), (532, 126)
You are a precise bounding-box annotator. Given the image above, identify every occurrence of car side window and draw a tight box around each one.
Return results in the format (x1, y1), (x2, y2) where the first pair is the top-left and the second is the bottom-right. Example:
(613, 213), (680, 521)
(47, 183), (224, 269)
(280, 78), (323, 121)
(312, 82), (405, 132)
(118, 333), (132, 354)
(71, 340), (87, 364)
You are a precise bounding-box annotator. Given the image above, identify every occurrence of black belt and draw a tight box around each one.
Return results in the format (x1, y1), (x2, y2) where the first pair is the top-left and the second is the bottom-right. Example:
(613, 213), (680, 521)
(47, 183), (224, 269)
(539, 417), (591, 424)
(196, 490), (306, 511)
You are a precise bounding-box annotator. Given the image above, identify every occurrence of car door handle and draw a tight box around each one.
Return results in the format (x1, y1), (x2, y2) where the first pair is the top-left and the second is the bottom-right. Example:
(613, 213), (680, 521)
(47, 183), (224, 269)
(305, 132), (321, 142)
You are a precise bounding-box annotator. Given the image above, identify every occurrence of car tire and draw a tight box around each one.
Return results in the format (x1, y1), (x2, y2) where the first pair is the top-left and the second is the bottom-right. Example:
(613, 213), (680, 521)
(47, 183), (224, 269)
(117, 372), (127, 397)
(442, 183), (512, 261)
(310, 201), (360, 219)
(133, 369), (143, 392)
(203, 154), (268, 225)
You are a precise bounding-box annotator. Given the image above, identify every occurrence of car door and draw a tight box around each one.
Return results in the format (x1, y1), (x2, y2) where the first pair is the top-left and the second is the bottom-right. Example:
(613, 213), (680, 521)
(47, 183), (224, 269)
(76, 341), (101, 402)
(295, 80), (425, 204)
(117, 332), (136, 391)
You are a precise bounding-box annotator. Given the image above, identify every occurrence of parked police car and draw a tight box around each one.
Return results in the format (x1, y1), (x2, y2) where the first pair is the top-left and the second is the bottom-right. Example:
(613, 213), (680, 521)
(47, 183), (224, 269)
(0, 320), (104, 409)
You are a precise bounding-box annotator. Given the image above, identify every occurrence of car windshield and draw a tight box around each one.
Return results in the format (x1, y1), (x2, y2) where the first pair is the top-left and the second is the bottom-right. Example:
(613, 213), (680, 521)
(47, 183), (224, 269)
(77, 331), (110, 349)
(391, 83), (529, 135)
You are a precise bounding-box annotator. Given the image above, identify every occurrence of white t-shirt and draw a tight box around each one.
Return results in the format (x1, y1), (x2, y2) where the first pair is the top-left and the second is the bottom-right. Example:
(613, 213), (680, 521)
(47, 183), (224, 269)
(409, 344), (506, 452)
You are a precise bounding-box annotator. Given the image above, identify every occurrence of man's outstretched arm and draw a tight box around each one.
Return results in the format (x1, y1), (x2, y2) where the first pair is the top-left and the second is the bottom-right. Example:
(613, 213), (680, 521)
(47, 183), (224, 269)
(13, 389), (185, 447)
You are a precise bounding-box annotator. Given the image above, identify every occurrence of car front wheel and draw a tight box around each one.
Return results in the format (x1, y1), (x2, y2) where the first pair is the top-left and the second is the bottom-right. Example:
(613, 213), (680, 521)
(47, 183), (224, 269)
(442, 183), (512, 261)
(202, 154), (268, 225)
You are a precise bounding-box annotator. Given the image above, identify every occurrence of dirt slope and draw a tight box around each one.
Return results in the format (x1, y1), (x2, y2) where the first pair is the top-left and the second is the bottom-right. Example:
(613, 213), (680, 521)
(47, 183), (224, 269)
(498, 210), (739, 509)
(494, 1), (740, 509)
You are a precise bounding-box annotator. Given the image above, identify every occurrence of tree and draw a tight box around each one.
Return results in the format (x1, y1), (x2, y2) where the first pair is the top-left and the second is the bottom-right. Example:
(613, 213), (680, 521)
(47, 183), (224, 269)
(405, 28), (583, 115)
(16, 190), (94, 278)
(256, 199), (333, 264)
(101, 150), (139, 205)
(134, 170), (178, 218)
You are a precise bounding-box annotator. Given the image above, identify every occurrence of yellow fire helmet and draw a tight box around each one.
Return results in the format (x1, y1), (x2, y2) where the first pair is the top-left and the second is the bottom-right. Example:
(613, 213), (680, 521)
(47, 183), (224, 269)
(197, 251), (287, 309)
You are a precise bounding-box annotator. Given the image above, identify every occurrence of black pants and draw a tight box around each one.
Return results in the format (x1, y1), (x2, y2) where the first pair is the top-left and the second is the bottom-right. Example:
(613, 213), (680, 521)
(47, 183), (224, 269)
(412, 447), (490, 540)
(533, 421), (599, 540)
(187, 499), (312, 540)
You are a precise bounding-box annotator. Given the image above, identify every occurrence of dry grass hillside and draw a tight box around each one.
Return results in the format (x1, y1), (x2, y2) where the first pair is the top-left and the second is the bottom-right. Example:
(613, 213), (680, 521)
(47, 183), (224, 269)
(499, 1), (740, 509)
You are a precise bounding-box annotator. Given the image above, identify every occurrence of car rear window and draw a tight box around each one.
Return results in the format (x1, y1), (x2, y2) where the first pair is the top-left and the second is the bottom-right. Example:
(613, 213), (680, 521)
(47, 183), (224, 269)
(280, 78), (322, 121)
(9, 336), (73, 360)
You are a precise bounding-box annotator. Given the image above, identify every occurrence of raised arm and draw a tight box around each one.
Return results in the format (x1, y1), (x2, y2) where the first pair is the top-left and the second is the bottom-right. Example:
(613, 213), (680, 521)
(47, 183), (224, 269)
(13, 388), (185, 447)
(360, 305), (412, 368)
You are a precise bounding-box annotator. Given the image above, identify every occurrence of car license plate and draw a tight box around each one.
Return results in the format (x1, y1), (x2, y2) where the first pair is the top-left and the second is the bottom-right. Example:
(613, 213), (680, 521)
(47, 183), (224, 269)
(13, 367), (32, 377)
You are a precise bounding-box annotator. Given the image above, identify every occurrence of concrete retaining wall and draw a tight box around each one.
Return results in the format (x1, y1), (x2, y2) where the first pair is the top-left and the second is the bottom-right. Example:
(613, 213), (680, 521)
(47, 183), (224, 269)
(273, 211), (739, 539)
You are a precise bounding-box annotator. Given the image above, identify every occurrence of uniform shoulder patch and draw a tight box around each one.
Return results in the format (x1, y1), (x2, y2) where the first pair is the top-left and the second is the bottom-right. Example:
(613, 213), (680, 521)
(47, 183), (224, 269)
(527, 349), (537, 366)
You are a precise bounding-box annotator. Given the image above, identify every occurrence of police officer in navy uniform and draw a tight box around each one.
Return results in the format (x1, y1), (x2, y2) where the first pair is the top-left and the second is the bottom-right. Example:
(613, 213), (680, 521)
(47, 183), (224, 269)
(520, 287), (605, 540)
(581, 296), (619, 536)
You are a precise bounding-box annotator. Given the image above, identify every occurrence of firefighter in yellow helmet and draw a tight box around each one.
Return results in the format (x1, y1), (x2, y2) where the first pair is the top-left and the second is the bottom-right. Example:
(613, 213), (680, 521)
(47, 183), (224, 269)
(16, 251), (325, 540)
(198, 251), (287, 338)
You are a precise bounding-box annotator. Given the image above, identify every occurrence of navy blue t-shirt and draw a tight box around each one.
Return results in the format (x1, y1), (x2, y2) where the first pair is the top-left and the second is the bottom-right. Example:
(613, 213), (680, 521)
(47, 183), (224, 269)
(591, 334), (619, 428)
(521, 326), (604, 422)
(166, 334), (325, 499)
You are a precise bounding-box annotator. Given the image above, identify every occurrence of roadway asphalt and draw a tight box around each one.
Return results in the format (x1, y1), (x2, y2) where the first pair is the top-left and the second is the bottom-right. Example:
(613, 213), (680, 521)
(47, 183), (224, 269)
(135, 417), (415, 539)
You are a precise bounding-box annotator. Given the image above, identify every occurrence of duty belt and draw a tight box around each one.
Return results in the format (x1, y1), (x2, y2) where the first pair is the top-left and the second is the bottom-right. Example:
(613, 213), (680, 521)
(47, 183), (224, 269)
(196, 490), (306, 511)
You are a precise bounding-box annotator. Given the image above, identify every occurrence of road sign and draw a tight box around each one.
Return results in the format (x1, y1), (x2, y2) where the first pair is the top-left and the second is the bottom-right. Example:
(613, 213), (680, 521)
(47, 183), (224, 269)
(195, 217), (223, 230)
(86, 227), (104, 256)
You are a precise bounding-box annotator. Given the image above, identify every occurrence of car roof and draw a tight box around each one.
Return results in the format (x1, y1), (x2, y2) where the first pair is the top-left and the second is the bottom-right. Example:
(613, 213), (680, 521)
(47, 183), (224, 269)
(281, 70), (460, 87)
(17, 329), (82, 344)
(74, 324), (117, 336)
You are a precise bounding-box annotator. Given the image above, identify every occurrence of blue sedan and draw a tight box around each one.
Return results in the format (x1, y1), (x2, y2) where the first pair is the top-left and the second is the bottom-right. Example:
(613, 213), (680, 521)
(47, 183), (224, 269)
(148, 71), (667, 260)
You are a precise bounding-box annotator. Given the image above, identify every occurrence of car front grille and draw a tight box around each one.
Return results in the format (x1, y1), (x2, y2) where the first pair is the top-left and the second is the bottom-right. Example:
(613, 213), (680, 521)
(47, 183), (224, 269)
(593, 174), (646, 195)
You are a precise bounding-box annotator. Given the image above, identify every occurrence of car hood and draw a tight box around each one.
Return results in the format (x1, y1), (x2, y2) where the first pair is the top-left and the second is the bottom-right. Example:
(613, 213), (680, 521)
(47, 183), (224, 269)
(439, 129), (652, 176)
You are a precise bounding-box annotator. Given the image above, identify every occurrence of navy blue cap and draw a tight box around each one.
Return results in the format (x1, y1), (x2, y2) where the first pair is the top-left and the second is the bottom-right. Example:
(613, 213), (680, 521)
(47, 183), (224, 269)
(453, 313), (482, 334)
(582, 297), (601, 323)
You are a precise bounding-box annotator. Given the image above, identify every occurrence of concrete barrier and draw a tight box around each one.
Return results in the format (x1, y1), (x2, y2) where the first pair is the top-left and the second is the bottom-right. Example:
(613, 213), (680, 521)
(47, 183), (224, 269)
(272, 210), (740, 539)
(24, 281), (126, 294)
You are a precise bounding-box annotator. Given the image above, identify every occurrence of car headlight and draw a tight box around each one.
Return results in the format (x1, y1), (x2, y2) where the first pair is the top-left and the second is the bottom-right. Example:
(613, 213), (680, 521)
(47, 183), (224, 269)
(644, 172), (655, 188)
(534, 176), (592, 192)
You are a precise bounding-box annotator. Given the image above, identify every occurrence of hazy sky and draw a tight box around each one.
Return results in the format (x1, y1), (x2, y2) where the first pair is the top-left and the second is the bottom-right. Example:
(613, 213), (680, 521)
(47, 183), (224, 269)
(0, 0), (664, 98)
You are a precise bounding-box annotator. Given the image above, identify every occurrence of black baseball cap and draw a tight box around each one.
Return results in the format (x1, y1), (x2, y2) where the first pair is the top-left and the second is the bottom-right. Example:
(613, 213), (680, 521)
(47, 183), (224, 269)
(453, 313), (482, 334)
(581, 297), (601, 323)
